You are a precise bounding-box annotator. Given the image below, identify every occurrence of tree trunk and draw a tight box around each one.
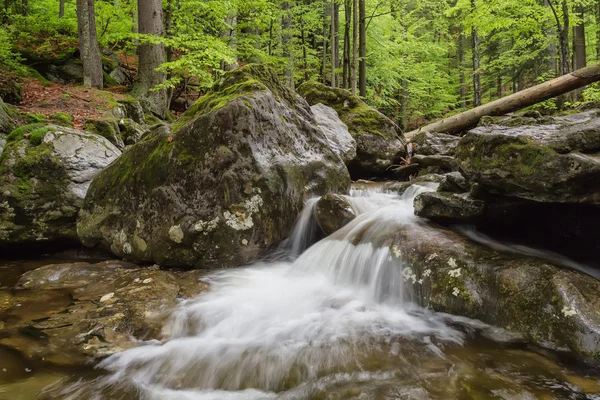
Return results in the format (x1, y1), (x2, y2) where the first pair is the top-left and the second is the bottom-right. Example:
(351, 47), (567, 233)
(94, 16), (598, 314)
(133, 0), (168, 119)
(471, 0), (481, 107)
(301, 20), (309, 82)
(351, 0), (358, 94)
(282, 1), (293, 89)
(76, 0), (103, 89)
(596, 0), (600, 60)
(405, 63), (600, 139)
(343, 0), (351, 89)
(330, 2), (336, 87)
(221, 9), (238, 71)
(458, 33), (466, 108)
(321, 3), (329, 84)
(559, 0), (570, 76)
(59, 0), (65, 18)
(573, 5), (586, 100)
(358, 0), (366, 97)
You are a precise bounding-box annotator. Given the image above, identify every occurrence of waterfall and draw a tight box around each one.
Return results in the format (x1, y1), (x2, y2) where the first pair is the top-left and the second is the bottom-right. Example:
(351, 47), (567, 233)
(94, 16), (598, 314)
(58, 183), (465, 400)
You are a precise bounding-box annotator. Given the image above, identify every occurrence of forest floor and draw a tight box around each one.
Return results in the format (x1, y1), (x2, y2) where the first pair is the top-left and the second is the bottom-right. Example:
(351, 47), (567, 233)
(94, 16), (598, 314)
(17, 79), (128, 129)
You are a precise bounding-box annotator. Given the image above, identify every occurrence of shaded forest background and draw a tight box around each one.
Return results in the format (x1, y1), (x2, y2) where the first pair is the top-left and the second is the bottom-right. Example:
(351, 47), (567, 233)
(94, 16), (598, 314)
(0, 0), (599, 128)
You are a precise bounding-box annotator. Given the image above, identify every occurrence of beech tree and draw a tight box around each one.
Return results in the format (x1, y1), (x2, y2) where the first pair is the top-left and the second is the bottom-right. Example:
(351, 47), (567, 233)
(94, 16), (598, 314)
(132, 0), (168, 118)
(76, 0), (103, 89)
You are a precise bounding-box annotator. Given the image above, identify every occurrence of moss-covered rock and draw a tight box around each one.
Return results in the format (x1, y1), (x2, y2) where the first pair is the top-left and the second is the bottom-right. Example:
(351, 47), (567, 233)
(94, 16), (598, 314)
(78, 64), (351, 268)
(0, 126), (121, 246)
(297, 81), (406, 178)
(456, 112), (600, 203)
(0, 98), (14, 155)
(84, 118), (124, 149)
(411, 130), (460, 156)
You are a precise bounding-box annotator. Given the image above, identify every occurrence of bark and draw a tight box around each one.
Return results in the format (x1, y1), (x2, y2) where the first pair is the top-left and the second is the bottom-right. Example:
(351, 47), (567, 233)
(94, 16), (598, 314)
(330, 2), (337, 87)
(458, 33), (466, 108)
(471, 0), (481, 107)
(596, 0), (600, 60)
(59, 0), (64, 18)
(221, 10), (238, 71)
(351, 0), (358, 94)
(343, 0), (351, 89)
(573, 6), (586, 70)
(76, 0), (103, 89)
(133, 0), (168, 118)
(301, 20), (309, 82)
(559, 0), (570, 76)
(282, 1), (293, 89)
(358, 0), (366, 97)
(321, 3), (329, 84)
(405, 63), (600, 139)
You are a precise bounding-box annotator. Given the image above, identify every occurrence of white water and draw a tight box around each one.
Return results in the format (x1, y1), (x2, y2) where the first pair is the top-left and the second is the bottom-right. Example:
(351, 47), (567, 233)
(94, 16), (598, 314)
(60, 183), (469, 400)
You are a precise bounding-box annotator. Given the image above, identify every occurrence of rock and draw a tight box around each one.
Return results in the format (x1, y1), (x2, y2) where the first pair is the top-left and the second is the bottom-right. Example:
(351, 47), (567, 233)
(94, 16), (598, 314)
(0, 125), (121, 245)
(315, 194), (356, 235)
(412, 154), (458, 172)
(118, 118), (145, 146)
(84, 118), (124, 149)
(414, 192), (484, 223)
(456, 112), (600, 203)
(410, 130), (460, 156)
(0, 99), (13, 157)
(297, 81), (406, 177)
(111, 98), (146, 125)
(310, 103), (357, 163)
(438, 171), (469, 193)
(0, 261), (210, 365)
(78, 64), (351, 268)
(366, 221), (600, 358)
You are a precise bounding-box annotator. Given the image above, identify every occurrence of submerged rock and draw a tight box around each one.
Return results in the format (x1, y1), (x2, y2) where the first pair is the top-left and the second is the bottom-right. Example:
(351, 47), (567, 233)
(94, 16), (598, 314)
(297, 81), (406, 177)
(315, 193), (356, 235)
(78, 65), (351, 268)
(0, 125), (120, 245)
(456, 111), (600, 203)
(1, 261), (209, 365)
(311, 103), (357, 163)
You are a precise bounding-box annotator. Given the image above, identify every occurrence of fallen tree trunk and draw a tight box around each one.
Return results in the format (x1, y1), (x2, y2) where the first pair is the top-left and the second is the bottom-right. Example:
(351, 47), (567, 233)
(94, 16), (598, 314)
(405, 63), (600, 140)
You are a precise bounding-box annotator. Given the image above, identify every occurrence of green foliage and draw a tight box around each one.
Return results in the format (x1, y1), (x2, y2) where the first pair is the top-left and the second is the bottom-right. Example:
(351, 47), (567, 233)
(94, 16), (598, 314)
(0, 26), (24, 73)
(29, 126), (53, 145)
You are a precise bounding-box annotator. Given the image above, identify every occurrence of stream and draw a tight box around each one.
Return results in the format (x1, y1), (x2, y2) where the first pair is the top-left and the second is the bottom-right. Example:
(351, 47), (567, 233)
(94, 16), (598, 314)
(2, 185), (600, 399)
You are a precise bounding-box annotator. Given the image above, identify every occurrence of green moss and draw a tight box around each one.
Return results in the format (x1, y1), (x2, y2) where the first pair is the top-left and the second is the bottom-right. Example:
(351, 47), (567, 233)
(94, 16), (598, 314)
(23, 113), (47, 124)
(103, 71), (120, 87)
(7, 123), (46, 142)
(29, 127), (54, 146)
(50, 112), (73, 127)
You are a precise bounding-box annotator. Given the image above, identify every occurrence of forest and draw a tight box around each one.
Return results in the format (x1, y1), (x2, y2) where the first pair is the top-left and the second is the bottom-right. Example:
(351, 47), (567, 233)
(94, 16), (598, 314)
(5, 0), (600, 399)
(1, 0), (599, 128)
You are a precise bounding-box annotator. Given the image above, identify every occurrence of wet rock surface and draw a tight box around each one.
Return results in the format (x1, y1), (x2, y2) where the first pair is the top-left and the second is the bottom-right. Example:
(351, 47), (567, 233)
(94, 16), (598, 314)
(414, 192), (484, 223)
(411, 130), (460, 156)
(382, 222), (600, 358)
(310, 103), (357, 163)
(297, 81), (406, 178)
(315, 193), (356, 235)
(0, 126), (120, 246)
(0, 260), (209, 366)
(78, 65), (351, 268)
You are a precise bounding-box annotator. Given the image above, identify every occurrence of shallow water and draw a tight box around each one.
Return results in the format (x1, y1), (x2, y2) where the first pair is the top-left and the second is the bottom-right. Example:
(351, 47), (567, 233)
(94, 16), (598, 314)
(2, 186), (600, 399)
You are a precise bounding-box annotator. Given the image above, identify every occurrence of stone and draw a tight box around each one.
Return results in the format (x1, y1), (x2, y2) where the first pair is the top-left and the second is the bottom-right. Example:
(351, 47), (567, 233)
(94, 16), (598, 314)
(297, 81), (406, 178)
(0, 125), (121, 245)
(410, 130), (460, 156)
(315, 193), (356, 235)
(438, 171), (469, 193)
(1, 261), (210, 365)
(414, 192), (484, 223)
(456, 111), (600, 203)
(310, 103), (357, 163)
(0, 98), (13, 157)
(111, 98), (146, 125)
(78, 65), (351, 268)
(412, 154), (458, 172)
(84, 118), (124, 149)
(360, 220), (600, 358)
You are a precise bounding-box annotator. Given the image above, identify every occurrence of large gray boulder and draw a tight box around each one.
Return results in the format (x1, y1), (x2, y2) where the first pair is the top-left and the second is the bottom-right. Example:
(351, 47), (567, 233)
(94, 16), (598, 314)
(78, 65), (351, 268)
(0, 125), (120, 245)
(456, 112), (600, 203)
(311, 103), (357, 163)
(411, 130), (460, 156)
(297, 81), (406, 178)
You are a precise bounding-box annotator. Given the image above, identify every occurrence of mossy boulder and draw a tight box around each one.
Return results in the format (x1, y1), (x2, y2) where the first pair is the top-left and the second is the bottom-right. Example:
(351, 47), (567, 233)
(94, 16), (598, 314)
(78, 64), (351, 268)
(0, 98), (14, 155)
(297, 81), (406, 178)
(414, 192), (484, 223)
(0, 126), (120, 246)
(310, 103), (357, 163)
(455, 112), (600, 203)
(411, 130), (460, 156)
(334, 218), (600, 358)
(85, 118), (124, 149)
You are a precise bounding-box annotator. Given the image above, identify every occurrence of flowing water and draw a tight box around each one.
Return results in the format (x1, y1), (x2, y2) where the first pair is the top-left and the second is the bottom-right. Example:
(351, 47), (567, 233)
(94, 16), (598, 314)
(3, 184), (600, 399)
